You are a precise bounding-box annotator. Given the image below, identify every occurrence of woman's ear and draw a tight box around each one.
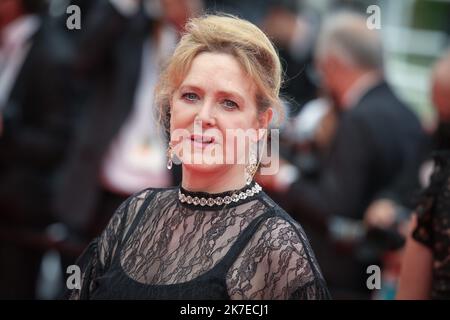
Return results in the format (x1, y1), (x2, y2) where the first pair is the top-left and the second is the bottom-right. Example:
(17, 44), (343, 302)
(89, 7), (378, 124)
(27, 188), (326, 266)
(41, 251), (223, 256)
(168, 97), (174, 130)
(257, 108), (273, 140)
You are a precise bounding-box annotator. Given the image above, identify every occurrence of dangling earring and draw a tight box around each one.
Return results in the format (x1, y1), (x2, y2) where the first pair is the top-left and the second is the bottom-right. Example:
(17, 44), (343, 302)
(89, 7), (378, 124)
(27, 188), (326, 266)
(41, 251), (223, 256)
(166, 143), (173, 170)
(245, 143), (258, 185)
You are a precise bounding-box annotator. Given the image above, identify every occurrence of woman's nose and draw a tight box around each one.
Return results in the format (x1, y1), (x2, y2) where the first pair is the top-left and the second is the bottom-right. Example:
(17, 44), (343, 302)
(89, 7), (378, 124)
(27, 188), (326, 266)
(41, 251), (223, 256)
(196, 100), (216, 127)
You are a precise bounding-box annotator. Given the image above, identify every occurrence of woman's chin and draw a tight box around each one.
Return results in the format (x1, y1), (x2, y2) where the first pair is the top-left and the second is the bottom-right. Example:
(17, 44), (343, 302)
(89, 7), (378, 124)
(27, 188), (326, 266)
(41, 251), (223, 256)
(182, 160), (225, 174)
(183, 162), (222, 173)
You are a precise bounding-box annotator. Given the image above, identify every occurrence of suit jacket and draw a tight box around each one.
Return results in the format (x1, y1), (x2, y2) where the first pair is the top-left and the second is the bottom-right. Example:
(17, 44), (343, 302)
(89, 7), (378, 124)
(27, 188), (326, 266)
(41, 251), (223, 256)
(283, 81), (427, 295)
(287, 81), (426, 225)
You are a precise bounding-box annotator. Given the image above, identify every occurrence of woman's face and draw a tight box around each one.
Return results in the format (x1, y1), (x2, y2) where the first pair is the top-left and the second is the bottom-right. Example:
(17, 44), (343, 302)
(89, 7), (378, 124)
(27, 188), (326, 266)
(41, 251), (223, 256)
(170, 51), (271, 174)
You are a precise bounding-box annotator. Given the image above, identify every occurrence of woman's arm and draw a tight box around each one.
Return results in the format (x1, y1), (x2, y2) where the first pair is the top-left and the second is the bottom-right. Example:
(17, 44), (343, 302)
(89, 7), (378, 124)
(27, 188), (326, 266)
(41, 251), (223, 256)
(226, 216), (330, 300)
(396, 214), (433, 300)
(67, 238), (101, 300)
(67, 189), (150, 299)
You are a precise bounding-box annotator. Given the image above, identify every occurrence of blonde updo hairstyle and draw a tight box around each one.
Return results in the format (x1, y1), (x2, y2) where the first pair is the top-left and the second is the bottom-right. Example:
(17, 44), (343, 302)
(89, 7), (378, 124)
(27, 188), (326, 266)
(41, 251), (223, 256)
(155, 14), (283, 137)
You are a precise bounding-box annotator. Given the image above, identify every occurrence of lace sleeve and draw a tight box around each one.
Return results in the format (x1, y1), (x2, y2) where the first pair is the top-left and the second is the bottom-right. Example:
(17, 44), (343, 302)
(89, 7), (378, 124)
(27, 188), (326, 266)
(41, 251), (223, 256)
(67, 238), (100, 299)
(412, 152), (450, 248)
(412, 201), (434, 248)
(226, 215), (330, 300)
(68, 189), (152, 299)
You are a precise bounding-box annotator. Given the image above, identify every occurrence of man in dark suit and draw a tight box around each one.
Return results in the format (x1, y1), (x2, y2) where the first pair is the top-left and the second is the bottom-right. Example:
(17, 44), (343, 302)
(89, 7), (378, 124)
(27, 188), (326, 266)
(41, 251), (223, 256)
(0, 0), (73, 298)
(276, 11), (427, 298)
(53, 0), (190, 243)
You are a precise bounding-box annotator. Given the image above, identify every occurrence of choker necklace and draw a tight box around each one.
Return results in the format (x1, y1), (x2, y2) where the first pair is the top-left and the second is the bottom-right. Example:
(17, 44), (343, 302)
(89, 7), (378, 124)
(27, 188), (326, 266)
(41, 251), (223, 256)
(178, 182), (262, 207)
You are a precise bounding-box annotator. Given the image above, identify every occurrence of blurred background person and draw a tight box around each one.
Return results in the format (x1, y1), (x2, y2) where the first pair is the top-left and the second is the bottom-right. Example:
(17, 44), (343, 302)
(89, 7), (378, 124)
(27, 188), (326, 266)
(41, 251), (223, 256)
(397, 50), (450, 300)
(204, 1), (320, 117)
(203, 0), (271, 25)
(265, 10), (427, 299)
(162, 0), (203, 33)
(0, 0), (74, 299)
(53, 0), (202, 248)
(261, 0), (320, 116)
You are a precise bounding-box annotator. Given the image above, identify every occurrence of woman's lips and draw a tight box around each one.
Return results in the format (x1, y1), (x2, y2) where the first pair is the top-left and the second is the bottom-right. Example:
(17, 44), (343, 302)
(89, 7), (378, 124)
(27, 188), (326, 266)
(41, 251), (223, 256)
(189, 134), (216, 149)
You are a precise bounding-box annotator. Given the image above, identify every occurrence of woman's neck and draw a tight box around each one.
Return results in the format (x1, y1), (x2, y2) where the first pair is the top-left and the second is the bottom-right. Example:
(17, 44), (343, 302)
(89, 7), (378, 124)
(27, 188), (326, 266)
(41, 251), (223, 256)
(181, 165), (247, 194)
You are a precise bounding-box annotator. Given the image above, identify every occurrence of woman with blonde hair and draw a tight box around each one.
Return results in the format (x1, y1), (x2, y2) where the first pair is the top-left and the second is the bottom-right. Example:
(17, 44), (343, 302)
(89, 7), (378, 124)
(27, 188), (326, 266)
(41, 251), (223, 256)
(396, 51), (450, 300)
(68, 14), (329, 300)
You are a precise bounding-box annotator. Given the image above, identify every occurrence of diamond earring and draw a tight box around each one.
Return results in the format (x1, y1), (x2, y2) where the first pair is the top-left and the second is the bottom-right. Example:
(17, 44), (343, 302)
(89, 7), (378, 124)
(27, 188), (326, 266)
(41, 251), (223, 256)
(245, 144), (258, 185)
(167, 143), (174, 170)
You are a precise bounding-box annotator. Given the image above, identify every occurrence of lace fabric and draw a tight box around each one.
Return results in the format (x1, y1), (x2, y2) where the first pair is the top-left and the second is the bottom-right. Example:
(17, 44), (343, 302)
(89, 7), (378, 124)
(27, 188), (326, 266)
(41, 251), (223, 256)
(413, 151), (450, 299)
(68, 182), (330, 300)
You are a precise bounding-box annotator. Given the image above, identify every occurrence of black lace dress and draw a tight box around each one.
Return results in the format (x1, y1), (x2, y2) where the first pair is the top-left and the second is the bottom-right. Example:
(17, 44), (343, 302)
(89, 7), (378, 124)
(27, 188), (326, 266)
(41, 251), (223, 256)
(413, 151), (450, 299)
(68, 181), (330, 300)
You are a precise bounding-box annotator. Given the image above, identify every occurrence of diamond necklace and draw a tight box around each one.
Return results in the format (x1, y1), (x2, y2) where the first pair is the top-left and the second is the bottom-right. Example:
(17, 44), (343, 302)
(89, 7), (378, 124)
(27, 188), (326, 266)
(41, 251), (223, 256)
(178, 183), (262, 207)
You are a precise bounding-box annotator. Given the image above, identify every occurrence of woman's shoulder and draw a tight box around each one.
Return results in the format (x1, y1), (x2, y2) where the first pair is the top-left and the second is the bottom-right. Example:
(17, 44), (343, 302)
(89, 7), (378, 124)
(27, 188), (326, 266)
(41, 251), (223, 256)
(434, 148), (450, 167)
(417, 150), (450, 214)
(259, 192), (306, 232)
(258, 211), (312, 249)
(97, 186), (178, 250)
(254, 193), (324, 269)
(250, 195), (315, 254)
(413, 150), (450, 243)
(111, 186), (177, 224)
(238, 200), (329, 298)
(428, 150), (450, 191)
(125, 186), (177, 205)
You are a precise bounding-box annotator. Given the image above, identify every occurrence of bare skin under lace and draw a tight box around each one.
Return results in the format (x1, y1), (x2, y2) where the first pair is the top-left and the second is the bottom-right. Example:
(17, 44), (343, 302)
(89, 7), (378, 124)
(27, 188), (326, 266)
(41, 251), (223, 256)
(69, 183), (330, 300)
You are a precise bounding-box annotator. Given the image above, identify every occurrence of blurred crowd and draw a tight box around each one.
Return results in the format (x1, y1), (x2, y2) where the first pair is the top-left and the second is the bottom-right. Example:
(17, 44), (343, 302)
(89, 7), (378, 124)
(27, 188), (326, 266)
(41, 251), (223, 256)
(0, 0), (449, 299)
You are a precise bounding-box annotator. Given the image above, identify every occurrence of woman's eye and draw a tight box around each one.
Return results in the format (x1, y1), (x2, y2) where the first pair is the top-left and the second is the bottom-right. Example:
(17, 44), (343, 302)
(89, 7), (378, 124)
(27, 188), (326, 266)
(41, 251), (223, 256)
(222, 99), (238, 110)
(182, 92), (199, 102)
